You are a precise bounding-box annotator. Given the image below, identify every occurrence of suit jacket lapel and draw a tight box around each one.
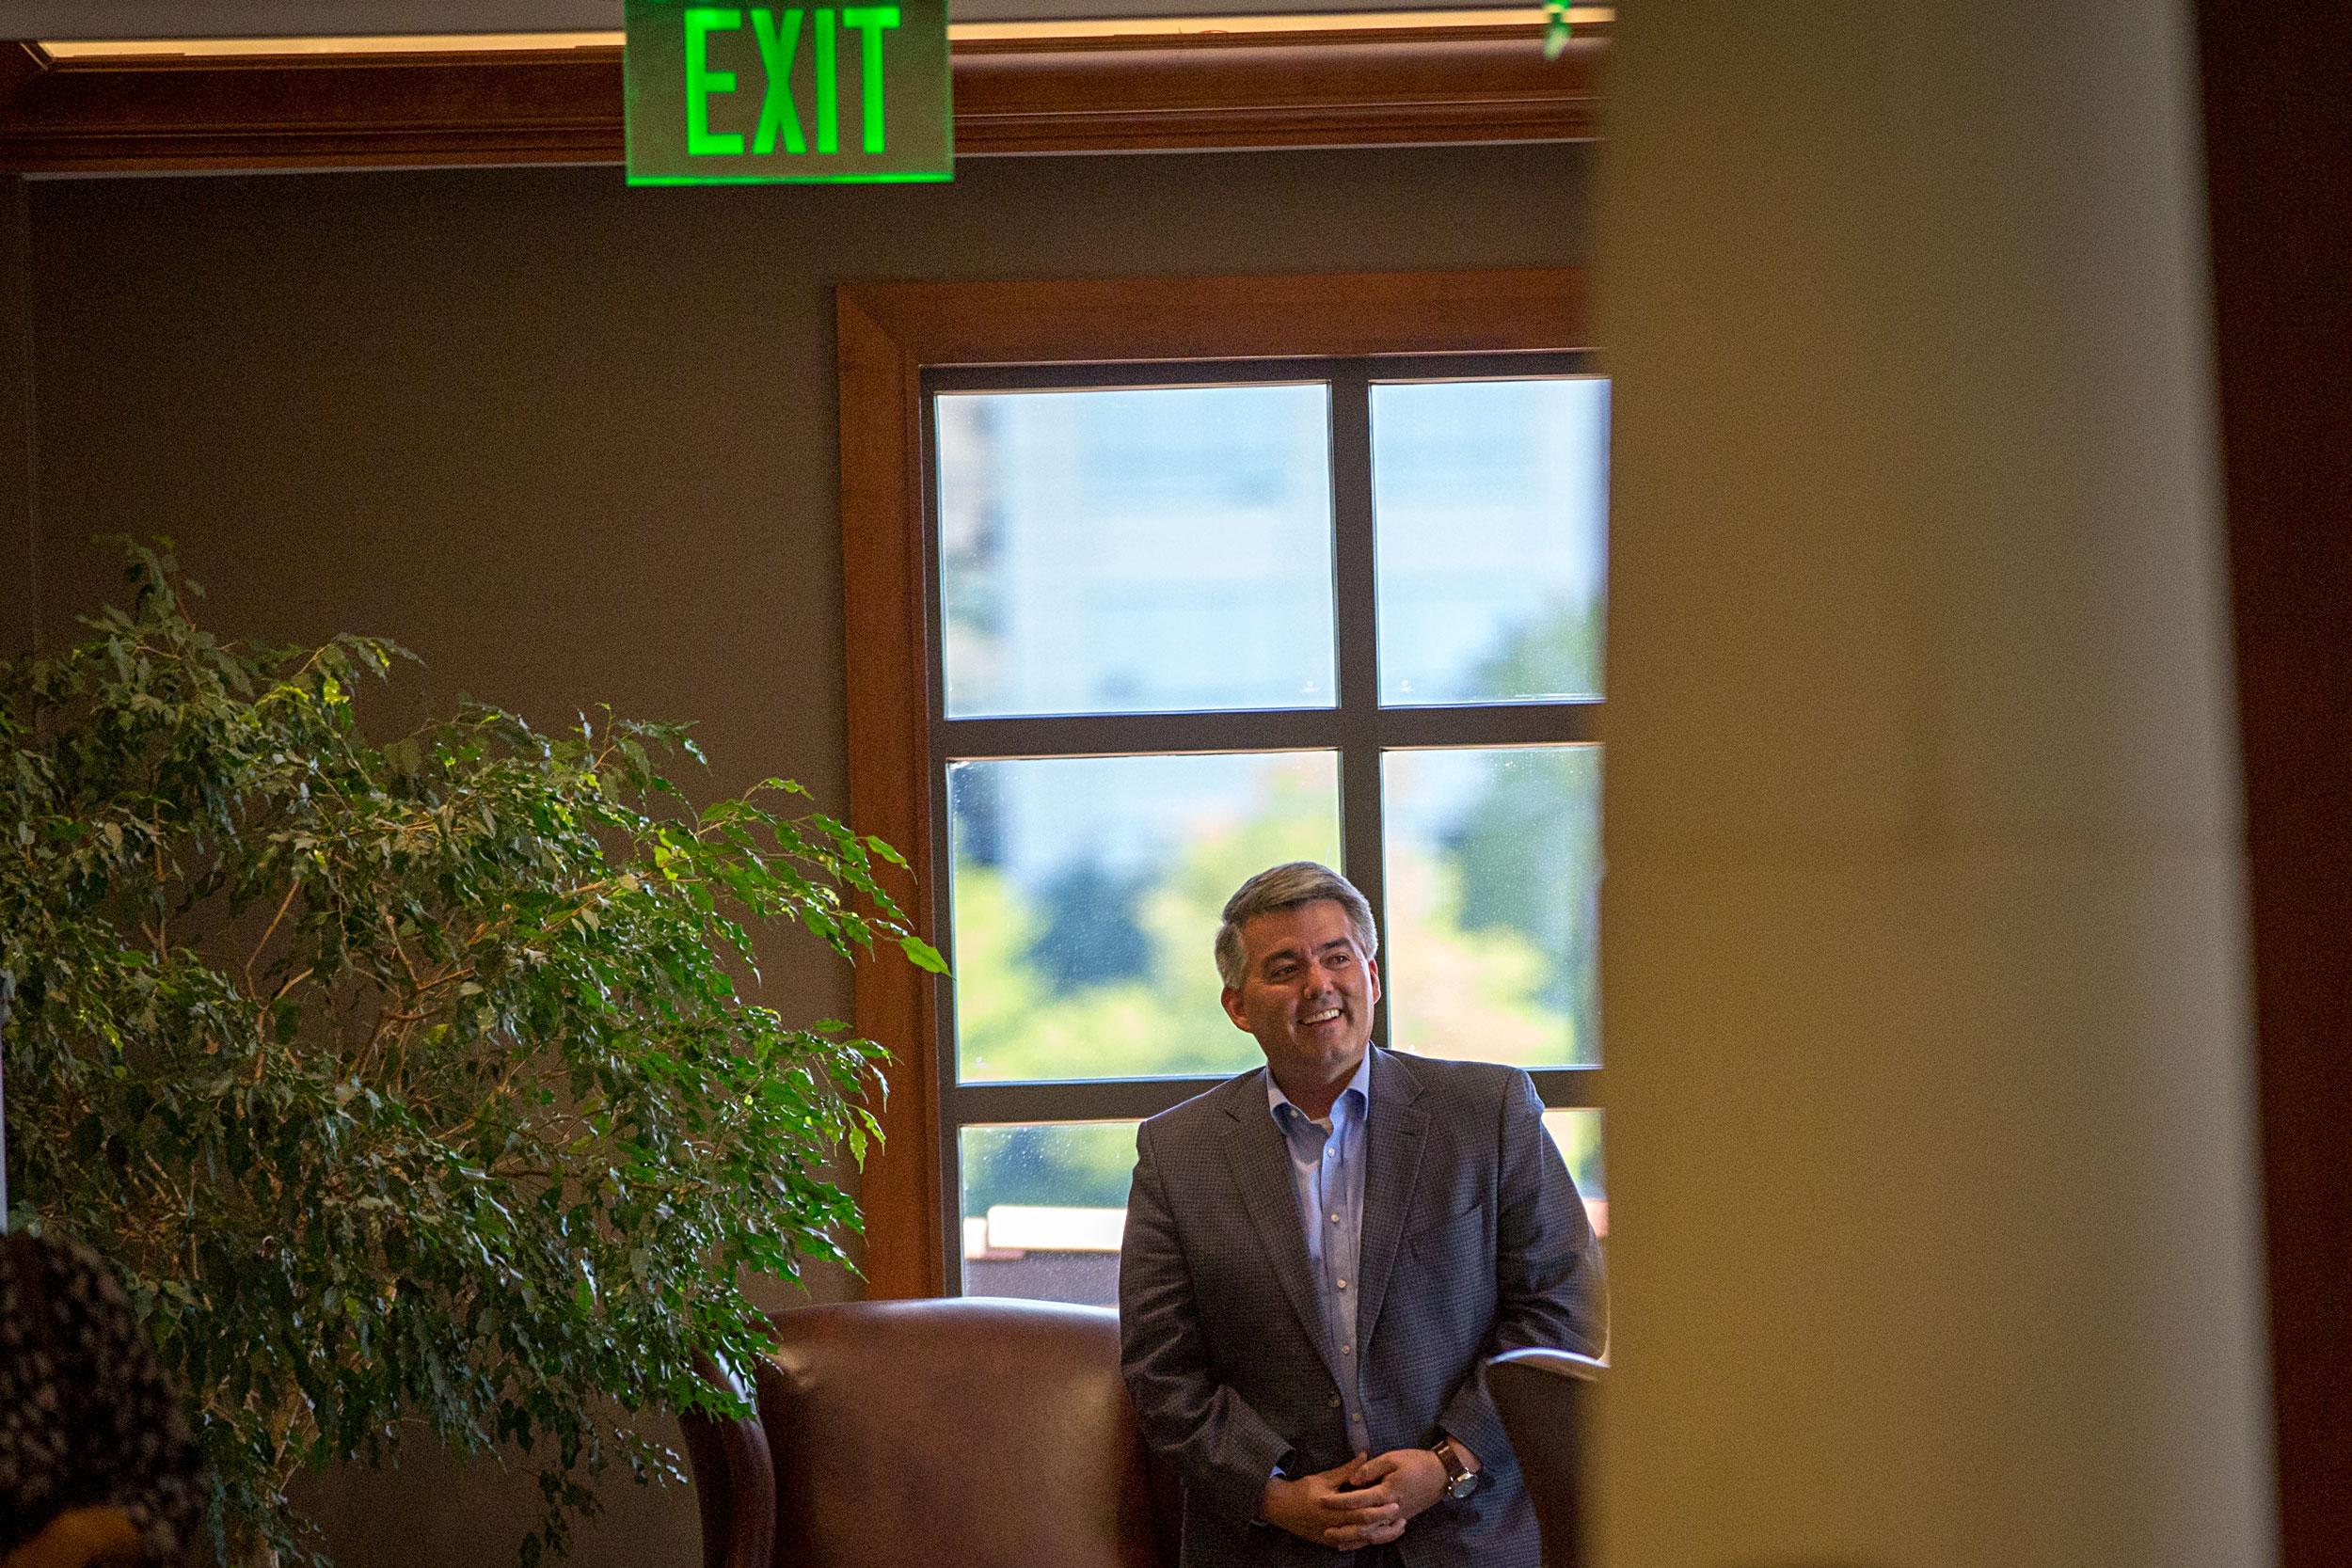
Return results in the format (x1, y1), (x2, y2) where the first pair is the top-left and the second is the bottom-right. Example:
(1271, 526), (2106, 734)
(1353, 1049), (1429, 1359)
(1224, 1071), (1347, 1390)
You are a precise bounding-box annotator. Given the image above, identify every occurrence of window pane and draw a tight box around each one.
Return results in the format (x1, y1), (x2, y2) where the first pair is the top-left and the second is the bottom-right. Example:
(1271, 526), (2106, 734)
(1542, 1109), (1608, 1241)
(949, 752), (1342, 1083)
(1372, 377), (1609, 705)
(961, 1121), (1138, 1305)
(936, 385), (1337, 718)
(956, 1117), (1600, 1307)
(1381, 745), (1601, 1067)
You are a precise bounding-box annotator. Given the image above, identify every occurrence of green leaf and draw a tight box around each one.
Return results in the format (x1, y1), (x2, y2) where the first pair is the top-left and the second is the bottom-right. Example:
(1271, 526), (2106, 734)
(897, 934), (949, 974)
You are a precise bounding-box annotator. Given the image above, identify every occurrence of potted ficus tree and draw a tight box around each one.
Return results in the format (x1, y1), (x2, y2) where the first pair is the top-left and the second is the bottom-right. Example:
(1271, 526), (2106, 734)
(0, 541), (942, 1566)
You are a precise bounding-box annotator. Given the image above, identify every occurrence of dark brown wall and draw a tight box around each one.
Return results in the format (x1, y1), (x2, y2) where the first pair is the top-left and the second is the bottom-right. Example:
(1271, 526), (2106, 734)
(2199, 7), (2352, 1565)
(14, 143), (1587, 1568)
(0, 177), (32, 659)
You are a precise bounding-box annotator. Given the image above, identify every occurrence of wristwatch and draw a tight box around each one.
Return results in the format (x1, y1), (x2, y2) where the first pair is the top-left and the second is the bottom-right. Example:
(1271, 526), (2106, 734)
(1431, 1436), (1479, 1501)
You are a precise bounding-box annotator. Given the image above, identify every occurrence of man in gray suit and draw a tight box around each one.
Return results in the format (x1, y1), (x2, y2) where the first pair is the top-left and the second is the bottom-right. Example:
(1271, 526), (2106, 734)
(1120, 862), (1606, 1568)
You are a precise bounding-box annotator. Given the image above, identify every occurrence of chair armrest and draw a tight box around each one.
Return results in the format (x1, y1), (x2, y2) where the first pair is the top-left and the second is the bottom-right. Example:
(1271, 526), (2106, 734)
(1486, 1348), (1602, 1568)
(680, 1355), (777, 1568)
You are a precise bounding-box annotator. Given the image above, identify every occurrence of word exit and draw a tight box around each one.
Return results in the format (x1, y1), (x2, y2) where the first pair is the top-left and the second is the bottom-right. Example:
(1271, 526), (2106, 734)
(688, 8), (898, 156)
(625, 0), (952, 185)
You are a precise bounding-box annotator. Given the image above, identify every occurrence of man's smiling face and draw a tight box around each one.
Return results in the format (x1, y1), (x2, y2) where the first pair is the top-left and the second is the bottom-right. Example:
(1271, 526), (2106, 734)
(1221, 897), (1382, 1098)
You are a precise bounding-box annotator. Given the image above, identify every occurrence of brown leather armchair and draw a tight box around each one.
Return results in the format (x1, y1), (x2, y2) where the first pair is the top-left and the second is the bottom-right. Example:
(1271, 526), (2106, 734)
(1486, 1347), (1602, 1568)
(680, 1297), (1180, 1568)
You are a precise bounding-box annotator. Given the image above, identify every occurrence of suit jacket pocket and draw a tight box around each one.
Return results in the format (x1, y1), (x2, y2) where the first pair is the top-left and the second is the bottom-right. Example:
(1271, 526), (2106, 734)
(1407, 1199), (1488, 1262)
(1403, 1199), (1496, 1335)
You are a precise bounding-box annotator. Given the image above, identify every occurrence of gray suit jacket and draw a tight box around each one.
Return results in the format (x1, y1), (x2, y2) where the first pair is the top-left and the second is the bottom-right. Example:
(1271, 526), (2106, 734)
(1119, 1049), (1606, 1568)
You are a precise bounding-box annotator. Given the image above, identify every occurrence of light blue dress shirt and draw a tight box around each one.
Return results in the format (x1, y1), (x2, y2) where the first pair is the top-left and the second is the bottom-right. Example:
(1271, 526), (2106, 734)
(1266, 1051), (1375, 1460)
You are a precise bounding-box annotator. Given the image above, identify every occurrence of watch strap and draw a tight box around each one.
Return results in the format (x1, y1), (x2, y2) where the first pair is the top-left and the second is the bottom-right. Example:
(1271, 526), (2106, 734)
(1431, 1436), (1476, 1499)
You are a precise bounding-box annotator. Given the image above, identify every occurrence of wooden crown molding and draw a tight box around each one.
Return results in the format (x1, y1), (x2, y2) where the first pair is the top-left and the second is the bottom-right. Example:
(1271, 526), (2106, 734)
(0, 25), (1601, 173)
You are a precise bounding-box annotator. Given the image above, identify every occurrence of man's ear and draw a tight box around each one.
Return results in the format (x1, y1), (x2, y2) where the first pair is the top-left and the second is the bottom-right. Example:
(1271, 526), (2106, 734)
(1221, 987), (1250, 1031)
(1365, 958), (1382, 1008)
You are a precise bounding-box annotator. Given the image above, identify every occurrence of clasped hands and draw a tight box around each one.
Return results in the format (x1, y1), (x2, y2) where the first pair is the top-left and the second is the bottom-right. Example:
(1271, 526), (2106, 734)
(1261, 1446), (1454, 1550)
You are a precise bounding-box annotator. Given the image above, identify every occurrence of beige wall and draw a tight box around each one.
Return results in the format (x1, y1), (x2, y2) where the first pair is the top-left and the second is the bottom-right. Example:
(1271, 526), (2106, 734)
(8, 145), (1587, 1568)
(1597, 3), (2274, 1564)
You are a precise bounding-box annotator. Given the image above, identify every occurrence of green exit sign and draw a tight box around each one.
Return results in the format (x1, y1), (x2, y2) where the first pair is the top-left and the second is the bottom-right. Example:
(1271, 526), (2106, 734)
(626, 0), (952, 184)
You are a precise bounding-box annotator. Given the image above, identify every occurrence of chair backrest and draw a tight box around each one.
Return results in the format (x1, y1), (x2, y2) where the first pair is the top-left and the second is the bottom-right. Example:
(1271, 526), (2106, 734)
(1486, 1347), (1603, 1568)
(750, 1296), (1175, 1568)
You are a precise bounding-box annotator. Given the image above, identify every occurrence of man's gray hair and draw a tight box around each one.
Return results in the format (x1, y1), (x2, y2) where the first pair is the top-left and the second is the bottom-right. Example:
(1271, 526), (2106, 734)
(1214, 862), (1379, 990)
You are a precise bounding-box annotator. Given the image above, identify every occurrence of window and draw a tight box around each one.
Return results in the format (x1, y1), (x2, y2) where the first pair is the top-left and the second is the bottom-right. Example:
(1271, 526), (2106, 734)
(835, 271), (1598, 1301)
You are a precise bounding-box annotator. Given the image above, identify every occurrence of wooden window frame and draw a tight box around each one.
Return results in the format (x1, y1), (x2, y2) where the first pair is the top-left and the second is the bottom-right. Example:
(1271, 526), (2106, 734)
(836, 268), (1592, 1298)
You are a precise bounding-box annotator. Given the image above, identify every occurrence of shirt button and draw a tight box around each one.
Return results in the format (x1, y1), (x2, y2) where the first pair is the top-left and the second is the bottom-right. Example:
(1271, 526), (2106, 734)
(1342, 1344), (1353, 1355)
(1336, 1279), (1348, 1290)
(1328, 1213), (1340, 1224)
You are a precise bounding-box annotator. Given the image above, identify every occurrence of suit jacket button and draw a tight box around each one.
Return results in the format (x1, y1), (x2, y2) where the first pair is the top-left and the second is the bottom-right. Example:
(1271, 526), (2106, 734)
(1327, 1394), (1343, 1407)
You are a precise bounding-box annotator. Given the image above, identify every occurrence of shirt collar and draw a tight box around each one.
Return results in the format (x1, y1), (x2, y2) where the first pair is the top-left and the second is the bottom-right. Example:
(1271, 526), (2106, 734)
(1265, 1049), (1375, 1129)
